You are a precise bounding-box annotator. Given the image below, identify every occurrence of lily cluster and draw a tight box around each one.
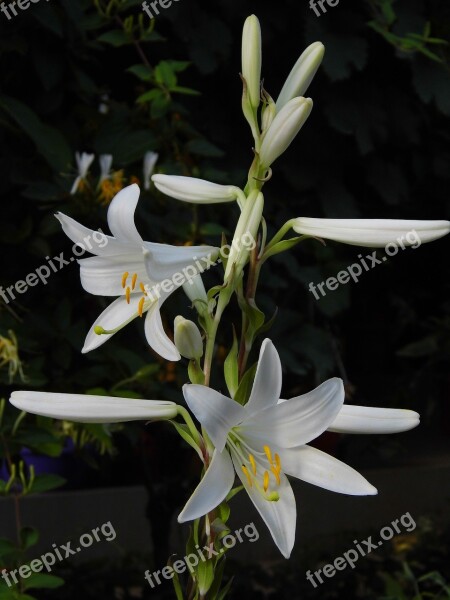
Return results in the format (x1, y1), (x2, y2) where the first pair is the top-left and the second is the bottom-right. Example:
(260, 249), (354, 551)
(8, 12), (450, 598)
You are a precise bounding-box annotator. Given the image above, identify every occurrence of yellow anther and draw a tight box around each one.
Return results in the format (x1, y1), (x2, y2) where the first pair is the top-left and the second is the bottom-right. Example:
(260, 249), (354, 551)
(263, 471), (270, 493)
(263, 445), (273, 465)
(131, 273), (138, 290)
(121, 272), (129, 288)
(242, 466), (253, 487)
(271, 465), (281, 485)
(125, 287), (131, 304)
(140, 282), (146, 294)
(274, 453), (281, 469)
(248, 454), (257, 476)
(138, 297), (145, 317)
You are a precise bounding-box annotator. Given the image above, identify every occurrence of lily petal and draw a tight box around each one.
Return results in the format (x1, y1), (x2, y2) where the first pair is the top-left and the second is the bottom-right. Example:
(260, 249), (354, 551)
(280, 445), (377, 495)
(183, 385), (247, 451)
(178, 449), (235, 522)
(144, 301), (181, 362)
(143, 243), (219, 283)
(82, 295), (143, 353)
(328, 405), (420, 434)
(152, 174), (239, 204)
(293, 218), (450, 248)
(56, 213), (131, 257)
(246, 339), (282, 416)
(230, 448), (296, 558)
(78, 254), (150, 296)
(107, 184), (143, 243)
(241, 378), (344, 448)
(10, 391), (177, 422)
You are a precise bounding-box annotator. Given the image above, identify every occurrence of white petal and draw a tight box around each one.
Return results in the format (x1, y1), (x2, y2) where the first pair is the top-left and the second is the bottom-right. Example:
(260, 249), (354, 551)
(182, 385), (247, 451)
(152, 174), (239, 204)
(230, 448), (296, 558)
(56, 213), (132, 256)
(143, 152), (159, 190)
(107, 184), (143, 243)
(245, 339), (282, 416)
(78, 254), (150, 296)
(143, 243), (218, 282)
(144, 301), (181, 361)
(82, 296), (143, 353)
(293, 218), (450, 247)
(10, 391), (177, 423)
(99, 154), (113, 180)
(328, 405), (420, 434)
(280, 445), (377, 495)
(182, 273), (208, 304)
(240, 378), (344, 448)
(178, 449), (235, 522)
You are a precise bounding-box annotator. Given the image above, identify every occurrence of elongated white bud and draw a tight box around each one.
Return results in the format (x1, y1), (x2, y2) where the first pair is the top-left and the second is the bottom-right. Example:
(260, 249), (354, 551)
(174, 316), (203, 360)
(242, 15), (262, 109)
(152, 175), (241, 204)
(276, 42), (325, 111)
(259, 97), (313, 168)
(224, 191), (264, 280)
(292, 218), (450, 247)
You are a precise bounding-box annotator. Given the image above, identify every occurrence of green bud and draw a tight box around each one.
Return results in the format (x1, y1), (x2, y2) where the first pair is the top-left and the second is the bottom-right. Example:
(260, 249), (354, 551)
(242, 15), (262, 110)
(174, 316), (203, 360)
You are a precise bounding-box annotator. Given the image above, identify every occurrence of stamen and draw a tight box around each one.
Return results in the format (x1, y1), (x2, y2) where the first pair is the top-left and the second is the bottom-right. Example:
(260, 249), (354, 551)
(140, 282), (146, 294)
(263, 471), (269, 493)
(263, 445), (273, 465)
(241, 466), (252, 487)
(271, 465), (281, 485)
(121, 272), (129, 288)
(125, 287), (131, 304)
(274, 453), (281, 469)
(138, 297), (145, 317)
(249, 454), (257, 476)
(131, 273), (138, 290)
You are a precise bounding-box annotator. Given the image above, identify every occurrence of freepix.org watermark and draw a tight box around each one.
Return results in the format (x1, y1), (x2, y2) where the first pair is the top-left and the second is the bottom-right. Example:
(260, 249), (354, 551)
(1, 521), (116, 587)
(306, 512), (416, 588)
(308, 229), (422, 300)
(144, 522), (259, 589)
(309, 0), (340, 17)
(0, 0), (51, 21)
(0, 229), (109, 305)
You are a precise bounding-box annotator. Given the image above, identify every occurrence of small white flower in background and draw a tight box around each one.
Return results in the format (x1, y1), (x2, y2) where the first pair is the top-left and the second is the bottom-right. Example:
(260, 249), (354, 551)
(56, 183), (219, 361)
(98, 154), (113, 185)
(174, 316), (203, 360)
(259, 97), (313, 168)
(70, 152), (95, 195)
(98, 94), (110, 115)
(10, 391), (178, 423)
(292, 218), (450, 247)
(143, 151), (159, 191)
(242, 14), (262, 109)
(177, 339), (419, 558)
(152, 175), (244, 205)
(276, 42), (325, 111)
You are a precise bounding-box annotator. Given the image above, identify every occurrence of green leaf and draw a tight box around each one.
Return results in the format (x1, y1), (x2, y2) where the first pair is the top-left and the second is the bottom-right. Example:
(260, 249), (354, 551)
(0, 94), (72, 172)
(224, 329), (239, 398)
(23, 574), (64, 591)
(167, 60), (191, 73)
(127, 64), (153, 81)
(29, 474), (66, 494)
(154, 61), (177, 88)
(0, 538), (16, 558)
(171, 86), (201, 96)
(170, 421), (201, 457)
(97, 30), (130, 47)
(234, 363), (257, 406)
(20, 527), (39, 550)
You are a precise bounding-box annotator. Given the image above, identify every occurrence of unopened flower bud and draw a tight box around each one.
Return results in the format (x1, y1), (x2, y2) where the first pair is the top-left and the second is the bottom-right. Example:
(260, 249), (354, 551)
(174, 316), (203, 360)
(259, 97), (313, 168)
(276, 42), (325, 111)
(152, 175), (240, 204)
(242, 15), (262, 110)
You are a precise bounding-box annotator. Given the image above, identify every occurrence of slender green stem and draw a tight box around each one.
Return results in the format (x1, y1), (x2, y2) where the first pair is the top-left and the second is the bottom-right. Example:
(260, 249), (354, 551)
(264, 218), (296, 251)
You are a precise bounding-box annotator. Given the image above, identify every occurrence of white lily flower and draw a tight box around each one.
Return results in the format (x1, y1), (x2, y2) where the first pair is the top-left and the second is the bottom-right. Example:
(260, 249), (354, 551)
(152, 175), (243, 205)
(276, 42), (325, 111)
(259, 97), (313, 168)
(292, 218), (450, 247)
(99, 154), (113, 185)
(178, 339), (382, 558)
(56, 184), (219, 361)
(70, 152), (95, 195)
(143, 151), (159, 191)
(242, 14), (262, 109)
(10, 391), (178, 423)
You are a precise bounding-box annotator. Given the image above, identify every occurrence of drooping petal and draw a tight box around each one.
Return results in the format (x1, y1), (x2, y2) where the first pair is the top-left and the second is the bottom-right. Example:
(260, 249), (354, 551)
(292, 218), (450, 248)
(178, 449), (235, 522)
(10, 391), (178, 423)
(78, 254), (150, 296)
(143, 243), (219, 283)
(245, 339), (282, 416)
(56, 213), (132, 257)
(230, 448), (296, 558)
(240, 378), (344, 448)
(152, 174), (239, 204)
(183, 385), (247, 451)
(328, 405), (420, 434)
(107, 184), (143, 243)
(144, 301), (181, 361)
(280, 445), (377, 495)
(82, 295), (144, 353)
